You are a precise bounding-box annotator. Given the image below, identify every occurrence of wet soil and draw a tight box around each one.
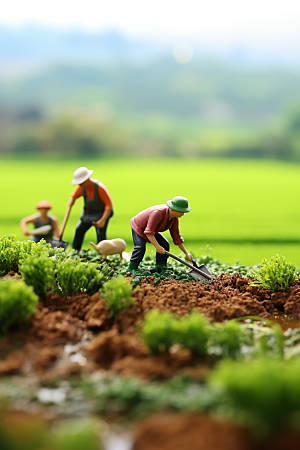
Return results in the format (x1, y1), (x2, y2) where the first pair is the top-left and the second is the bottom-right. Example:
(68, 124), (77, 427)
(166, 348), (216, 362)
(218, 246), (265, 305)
(2, 274), (300, 380)
(133, 413), (300, 450)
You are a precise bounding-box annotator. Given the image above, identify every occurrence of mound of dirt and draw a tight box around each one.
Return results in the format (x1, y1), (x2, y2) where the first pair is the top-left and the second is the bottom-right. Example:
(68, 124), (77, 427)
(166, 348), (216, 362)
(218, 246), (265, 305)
(2, 274), (300, 379)
(133, 413), (300, 450)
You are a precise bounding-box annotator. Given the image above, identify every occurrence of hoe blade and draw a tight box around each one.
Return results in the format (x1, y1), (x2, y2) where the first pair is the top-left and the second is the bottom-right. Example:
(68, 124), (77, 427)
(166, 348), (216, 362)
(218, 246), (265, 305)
(189, 263), (212, 282)
(51, 238), (68, 251)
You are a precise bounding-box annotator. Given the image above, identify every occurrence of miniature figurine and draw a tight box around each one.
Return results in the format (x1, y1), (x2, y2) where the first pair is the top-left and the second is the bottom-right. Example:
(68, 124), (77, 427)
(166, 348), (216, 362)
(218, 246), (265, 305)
(20, 200), (59, 243)
(89, 238), (126, 259)
(127, 196), (193, 273)
(65, 167), (113, 251)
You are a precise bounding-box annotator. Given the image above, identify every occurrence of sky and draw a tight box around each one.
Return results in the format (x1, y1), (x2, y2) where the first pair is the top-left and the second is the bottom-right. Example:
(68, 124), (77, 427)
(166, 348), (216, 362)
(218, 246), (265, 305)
(1, 0), (300, 48)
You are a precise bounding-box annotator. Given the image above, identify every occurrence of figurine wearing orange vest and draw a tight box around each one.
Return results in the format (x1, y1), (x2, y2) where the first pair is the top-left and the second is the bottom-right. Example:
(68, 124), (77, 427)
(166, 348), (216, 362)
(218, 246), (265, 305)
(67, 167), (113, 250)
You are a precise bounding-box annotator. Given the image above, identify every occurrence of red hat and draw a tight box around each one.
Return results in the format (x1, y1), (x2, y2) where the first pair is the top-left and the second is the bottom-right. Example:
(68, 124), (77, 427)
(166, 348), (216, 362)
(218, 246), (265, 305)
(36, 200), (52, 210)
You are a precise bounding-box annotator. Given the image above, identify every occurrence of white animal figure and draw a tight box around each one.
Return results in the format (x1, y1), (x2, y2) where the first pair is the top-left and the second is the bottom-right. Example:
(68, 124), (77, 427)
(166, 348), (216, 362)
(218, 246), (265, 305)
(89, 238), (127, 259)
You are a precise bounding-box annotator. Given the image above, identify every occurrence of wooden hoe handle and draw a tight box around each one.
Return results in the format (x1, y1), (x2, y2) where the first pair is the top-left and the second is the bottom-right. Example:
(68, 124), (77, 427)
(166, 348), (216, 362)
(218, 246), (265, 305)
(60, 205), (72, 240)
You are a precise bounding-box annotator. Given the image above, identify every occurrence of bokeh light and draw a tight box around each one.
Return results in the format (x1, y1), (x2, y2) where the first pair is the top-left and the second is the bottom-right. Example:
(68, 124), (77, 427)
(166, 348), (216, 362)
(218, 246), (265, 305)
(173, 42), (194, 64)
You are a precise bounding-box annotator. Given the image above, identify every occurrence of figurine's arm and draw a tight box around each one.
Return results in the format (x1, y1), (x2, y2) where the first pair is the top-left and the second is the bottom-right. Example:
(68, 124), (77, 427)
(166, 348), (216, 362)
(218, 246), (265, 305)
(169, 218), (192, 261)
(93, 206), (112, 228)
(69, 186), (82, 207)
(51, 216), (60, 239)
(177, 242), (193, 261)
(93, 183), (113, 228)
(68, 196), (75, 207)
(20, 214), (37, 236)
(145, 234), (165, 254)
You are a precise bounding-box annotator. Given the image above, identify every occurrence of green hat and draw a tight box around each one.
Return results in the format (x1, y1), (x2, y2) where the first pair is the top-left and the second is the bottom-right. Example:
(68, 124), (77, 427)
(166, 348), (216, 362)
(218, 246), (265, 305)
(166, 196), (191, 213)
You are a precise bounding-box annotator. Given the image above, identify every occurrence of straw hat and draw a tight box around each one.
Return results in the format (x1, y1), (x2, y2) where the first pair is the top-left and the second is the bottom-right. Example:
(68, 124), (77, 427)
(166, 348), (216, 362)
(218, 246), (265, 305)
(36, 200), (52, 210)
(71, 167), (93, 185)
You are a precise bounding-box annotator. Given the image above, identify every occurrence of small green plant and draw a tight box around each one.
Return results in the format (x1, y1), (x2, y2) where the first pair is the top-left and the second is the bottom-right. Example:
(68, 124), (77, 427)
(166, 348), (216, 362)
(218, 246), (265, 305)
(0, 279), (38, 333)
(19, 255), (55, 296)
(100, 276), (135, 318)
(142, 310), (253, 357)
(210, 320), (251, 357)
(51, 418), (102, 450)
(142, 310), (176, 353)
(175, 310), (211, 356)
(249, 254), (298, 292)
(0, 235), (19, 275)
(55, 259), (103, 296)
(208, 358), (300, 436)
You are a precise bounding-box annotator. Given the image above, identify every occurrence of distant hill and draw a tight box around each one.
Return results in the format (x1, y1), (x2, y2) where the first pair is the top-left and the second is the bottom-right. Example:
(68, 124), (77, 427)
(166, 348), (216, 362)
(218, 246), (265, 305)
(1, 25), (300, 74)
(1, 59), (300, 121)
(0, 25), (166, 72)
(1, 27), (300, 161)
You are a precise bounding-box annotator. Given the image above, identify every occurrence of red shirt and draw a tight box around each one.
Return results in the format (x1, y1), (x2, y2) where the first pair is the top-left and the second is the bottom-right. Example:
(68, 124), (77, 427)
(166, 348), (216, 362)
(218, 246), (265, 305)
(71, 178), (112, 208)
(130, 205), (184, 245)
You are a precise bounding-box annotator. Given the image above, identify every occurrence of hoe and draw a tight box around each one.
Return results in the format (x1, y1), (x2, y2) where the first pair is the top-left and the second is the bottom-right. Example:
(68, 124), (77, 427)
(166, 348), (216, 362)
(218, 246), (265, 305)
(165, 250), (212, 281)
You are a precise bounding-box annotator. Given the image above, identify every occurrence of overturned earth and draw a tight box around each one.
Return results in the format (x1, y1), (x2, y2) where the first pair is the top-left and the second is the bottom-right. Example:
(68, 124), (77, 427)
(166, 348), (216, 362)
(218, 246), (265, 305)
(1, 272), (300, 380)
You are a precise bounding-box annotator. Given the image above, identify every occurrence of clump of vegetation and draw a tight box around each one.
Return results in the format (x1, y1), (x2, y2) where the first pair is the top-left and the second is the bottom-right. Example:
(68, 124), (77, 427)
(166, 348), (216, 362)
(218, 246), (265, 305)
(68, 248), (124, 283)
(55, 259), (103, 297)
(211, 320), (252, 357)
(142, 310), (177, 353)
(142, 310), (252, 357)
(100, 276), (135, 318)
(175, 311), (211, 356)
(119, 251), (255, 287)
(249, 254), (298, 292)
(119, 258), (196, 287)
(50, 418), (102, 450)
(0, 235), (65, 276)
(0, 235), (19, 275)
(0, 279), (38, 333)
(233, 316), (285, 358)
(19, 255), (55, 296)
(208, 358), (300, 436)
(0, 413), (102, 450)
(83, 373), (211, 418)
(18, 238), (65, 264)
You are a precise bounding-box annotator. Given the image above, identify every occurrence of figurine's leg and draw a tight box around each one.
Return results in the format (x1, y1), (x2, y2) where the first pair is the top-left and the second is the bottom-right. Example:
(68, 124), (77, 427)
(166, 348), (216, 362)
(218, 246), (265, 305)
(155, 233), (170, 267)
(95, 217), (110, 243)
(128, 229), (146, 271)
(72, 220), (91, 250)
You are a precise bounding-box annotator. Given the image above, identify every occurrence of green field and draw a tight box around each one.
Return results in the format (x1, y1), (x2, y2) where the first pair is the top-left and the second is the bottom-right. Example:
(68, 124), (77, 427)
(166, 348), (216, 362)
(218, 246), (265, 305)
(1, 158), (300, 265)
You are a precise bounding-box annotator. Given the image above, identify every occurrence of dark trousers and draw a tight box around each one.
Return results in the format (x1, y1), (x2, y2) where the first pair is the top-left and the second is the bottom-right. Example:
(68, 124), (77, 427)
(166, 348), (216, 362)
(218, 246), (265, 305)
(130, 229), (170, 266)
(73, 218), (110, 251)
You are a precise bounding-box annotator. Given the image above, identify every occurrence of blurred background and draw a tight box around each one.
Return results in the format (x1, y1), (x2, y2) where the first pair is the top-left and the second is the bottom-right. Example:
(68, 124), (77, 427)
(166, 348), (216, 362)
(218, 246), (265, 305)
(1, 0), (300, 264)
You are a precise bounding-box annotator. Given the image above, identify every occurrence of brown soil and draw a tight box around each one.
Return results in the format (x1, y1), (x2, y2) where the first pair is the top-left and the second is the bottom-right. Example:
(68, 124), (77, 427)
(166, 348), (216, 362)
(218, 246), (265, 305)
(133, 413), (300, 450)
(0, 303), (87, 377)
(0, 271), (21, 279)
(2, 274), (300, 379)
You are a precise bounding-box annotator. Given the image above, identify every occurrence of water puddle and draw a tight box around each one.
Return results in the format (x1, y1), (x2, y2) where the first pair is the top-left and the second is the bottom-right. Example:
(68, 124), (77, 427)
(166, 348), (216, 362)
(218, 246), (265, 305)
(267, 313), (300, 331)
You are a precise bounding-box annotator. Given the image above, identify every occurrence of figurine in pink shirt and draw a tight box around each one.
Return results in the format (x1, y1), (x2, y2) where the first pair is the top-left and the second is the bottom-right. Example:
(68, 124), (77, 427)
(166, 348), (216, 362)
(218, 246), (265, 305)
(128, 196), (192, 273)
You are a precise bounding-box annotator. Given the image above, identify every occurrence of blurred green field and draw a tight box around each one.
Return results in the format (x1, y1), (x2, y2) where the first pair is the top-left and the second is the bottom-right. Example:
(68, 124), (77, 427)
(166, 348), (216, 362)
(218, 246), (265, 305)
(1, 158), (300, 265)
